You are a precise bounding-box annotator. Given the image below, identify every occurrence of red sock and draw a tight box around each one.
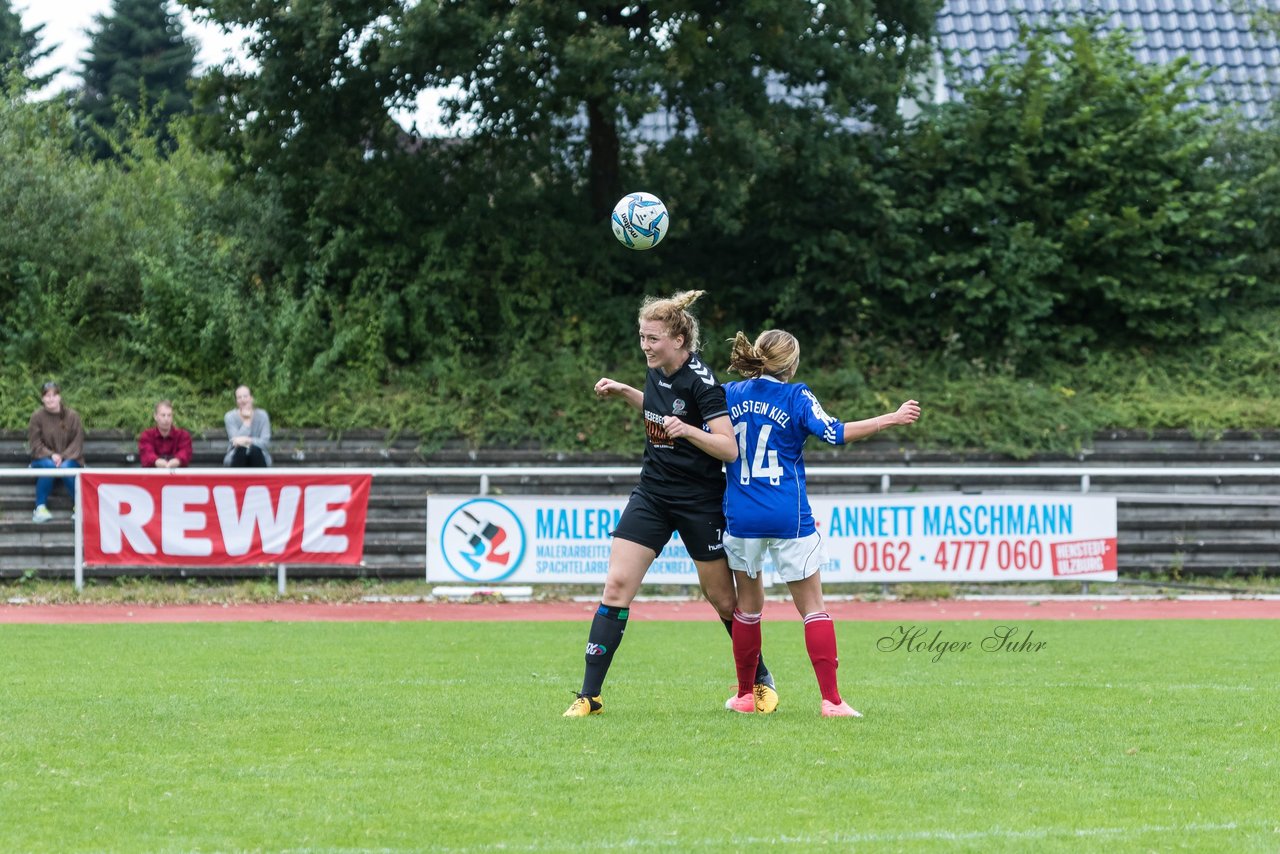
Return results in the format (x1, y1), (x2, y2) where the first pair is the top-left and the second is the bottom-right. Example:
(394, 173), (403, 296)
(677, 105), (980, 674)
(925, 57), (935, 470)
(732, 609), (762, 696)
(804, 612), (841, 704)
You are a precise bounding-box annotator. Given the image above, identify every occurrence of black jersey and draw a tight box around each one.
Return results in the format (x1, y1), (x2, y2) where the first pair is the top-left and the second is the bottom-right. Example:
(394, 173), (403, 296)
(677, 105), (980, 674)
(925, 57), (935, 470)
(638, 352), (730, 501)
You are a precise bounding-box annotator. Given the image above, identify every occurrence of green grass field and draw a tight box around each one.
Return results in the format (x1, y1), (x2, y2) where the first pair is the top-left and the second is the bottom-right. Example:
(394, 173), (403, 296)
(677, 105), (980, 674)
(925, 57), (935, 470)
(0, 619), (1275, 852)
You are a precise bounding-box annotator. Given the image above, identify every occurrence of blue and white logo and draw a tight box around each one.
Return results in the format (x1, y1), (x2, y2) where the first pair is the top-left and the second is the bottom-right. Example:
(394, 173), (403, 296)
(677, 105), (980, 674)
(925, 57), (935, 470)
(440, 499), (527, 582)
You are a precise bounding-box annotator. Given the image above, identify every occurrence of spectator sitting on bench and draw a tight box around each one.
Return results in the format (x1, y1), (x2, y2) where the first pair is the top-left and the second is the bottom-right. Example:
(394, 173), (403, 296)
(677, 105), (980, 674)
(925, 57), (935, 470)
(224, 384), (272, 467)
(28, 381), (85, 523)
(139, 400), (193, 469)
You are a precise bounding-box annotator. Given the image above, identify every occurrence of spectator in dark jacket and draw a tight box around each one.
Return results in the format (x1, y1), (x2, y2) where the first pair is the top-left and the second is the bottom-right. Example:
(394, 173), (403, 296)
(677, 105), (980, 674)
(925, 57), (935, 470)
(28, 381), (85, 523)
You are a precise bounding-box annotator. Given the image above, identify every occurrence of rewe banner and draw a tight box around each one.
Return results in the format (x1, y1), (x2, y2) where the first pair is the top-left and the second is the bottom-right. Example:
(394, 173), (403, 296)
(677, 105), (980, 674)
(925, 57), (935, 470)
(80, 473), (372, 566)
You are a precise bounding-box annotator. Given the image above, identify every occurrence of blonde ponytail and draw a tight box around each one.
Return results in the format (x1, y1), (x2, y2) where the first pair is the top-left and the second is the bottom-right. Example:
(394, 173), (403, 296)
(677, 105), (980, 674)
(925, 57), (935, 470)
(727, 329), (800, 381)
(639, 290), (706, 352)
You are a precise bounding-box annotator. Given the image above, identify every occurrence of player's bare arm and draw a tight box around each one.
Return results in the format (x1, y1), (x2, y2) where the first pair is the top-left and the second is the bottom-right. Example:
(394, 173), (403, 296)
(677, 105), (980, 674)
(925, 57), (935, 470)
(662, 414), (738, 463)
(842, 399), (921, 443)
(594, 377), (643, 410)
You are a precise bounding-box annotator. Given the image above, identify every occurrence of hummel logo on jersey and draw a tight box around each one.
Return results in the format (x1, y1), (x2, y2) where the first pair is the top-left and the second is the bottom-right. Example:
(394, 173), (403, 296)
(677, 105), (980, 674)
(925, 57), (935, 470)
(586, 642), (608, 656)
(689, 358), (716, 386)
(658, 379), (672, 388)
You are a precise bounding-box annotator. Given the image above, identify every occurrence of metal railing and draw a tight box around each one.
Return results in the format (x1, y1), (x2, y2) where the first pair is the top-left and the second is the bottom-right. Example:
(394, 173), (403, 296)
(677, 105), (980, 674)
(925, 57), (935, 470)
(9, 463), (1280, 487)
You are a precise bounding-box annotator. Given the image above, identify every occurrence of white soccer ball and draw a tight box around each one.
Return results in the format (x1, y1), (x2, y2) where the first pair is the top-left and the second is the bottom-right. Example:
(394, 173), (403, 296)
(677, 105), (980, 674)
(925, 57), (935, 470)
(611, 192), (670, 250)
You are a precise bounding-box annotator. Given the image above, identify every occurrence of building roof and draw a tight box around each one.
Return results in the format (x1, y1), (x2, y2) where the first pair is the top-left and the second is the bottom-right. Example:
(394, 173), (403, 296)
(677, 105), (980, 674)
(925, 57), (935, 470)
(936, 0), (1280, 120)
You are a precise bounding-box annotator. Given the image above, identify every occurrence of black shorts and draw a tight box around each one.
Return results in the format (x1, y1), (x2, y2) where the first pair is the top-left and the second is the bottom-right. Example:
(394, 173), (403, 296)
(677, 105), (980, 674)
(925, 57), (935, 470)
(611, 486), (726, 562)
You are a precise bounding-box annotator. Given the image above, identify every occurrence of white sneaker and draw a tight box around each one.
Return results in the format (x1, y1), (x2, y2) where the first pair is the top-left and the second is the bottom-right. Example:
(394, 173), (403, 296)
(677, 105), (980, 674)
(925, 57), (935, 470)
(32, 505), (52, 523)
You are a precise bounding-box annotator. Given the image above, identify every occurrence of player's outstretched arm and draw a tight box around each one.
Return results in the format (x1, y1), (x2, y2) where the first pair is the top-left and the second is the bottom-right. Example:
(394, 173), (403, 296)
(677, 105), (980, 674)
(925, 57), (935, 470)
(594, 377), (644, 410)
(842, 399), (921, 444)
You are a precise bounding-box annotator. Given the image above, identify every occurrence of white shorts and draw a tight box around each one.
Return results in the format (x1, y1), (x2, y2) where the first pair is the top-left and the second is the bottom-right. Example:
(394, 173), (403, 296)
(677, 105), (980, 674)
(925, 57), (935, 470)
(722, 531), (830, 583)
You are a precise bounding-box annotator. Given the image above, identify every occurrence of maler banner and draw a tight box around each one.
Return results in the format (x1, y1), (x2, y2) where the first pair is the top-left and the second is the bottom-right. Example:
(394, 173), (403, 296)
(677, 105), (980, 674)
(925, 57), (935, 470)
(426, 494), (1118, 584)
(80, 472), (372, 566)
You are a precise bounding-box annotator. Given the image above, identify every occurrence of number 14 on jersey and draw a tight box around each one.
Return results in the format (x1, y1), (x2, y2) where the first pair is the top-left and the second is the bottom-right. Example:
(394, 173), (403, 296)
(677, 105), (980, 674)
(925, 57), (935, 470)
(734, 422), (784, 485)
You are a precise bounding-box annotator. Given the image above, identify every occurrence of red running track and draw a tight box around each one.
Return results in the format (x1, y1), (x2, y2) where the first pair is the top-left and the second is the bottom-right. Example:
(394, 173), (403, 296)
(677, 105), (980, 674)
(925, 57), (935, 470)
(1, 598), (1278, 624)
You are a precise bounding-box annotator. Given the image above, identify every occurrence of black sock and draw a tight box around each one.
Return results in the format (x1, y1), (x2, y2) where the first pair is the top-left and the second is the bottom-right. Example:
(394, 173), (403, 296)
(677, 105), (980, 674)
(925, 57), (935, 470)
(722, 617), (771, 684)
(580, 604), (629, 696)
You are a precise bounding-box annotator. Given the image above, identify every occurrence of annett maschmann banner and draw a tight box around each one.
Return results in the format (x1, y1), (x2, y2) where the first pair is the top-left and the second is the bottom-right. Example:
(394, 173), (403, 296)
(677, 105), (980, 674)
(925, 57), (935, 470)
(80, 473), (372, 566)
(811, 494), (1117, 582)
(425, 494), (1118, 584)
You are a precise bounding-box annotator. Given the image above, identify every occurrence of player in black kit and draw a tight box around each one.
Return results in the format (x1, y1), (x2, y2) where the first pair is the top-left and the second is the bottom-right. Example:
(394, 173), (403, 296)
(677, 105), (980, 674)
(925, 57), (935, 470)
(565, 290), (779, 717)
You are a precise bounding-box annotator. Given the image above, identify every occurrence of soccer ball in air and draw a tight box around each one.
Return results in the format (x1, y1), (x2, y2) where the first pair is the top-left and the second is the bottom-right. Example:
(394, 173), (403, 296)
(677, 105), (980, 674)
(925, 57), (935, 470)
(611, 192), (669, 250)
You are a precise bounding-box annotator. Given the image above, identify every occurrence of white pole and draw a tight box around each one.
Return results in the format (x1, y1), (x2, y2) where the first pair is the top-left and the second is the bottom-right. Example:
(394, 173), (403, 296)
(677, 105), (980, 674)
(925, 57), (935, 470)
(74, 469), (84, 592)
(424, 497), (431, 582)
(278, 564), (287, 595)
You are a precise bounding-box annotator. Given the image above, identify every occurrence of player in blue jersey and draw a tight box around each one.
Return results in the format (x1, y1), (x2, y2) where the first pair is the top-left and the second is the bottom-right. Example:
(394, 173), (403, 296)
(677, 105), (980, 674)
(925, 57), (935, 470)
(564, 291), (779, 717)
(721, 329), (920, 717)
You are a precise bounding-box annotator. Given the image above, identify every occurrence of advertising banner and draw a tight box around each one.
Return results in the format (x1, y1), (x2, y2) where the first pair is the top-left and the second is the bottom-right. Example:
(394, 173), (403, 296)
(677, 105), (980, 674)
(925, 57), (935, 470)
(80, 472), (371, 566)
(427, 496), (692, 584)
(813, 494), (1117, 582)
(426, 494), (1117, 584)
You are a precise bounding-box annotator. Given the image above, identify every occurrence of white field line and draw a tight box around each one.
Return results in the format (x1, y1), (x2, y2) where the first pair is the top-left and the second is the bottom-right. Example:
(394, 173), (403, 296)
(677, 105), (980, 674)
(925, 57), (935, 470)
(386, 819), (1273, 852)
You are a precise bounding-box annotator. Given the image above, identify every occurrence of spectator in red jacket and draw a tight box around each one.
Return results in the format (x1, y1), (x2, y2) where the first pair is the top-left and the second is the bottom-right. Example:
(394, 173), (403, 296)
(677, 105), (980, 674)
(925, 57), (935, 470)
(138, 400), (193, 469)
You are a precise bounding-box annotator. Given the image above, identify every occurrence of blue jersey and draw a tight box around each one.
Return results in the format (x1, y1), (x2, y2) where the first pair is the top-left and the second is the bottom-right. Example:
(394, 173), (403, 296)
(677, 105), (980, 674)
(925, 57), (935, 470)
(722, 377), (845, 538)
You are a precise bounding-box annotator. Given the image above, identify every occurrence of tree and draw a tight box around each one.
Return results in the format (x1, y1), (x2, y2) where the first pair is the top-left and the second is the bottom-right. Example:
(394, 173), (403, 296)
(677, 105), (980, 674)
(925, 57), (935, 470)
(885, 20), (1251, 360)
(400, 1), (939, 220)
(0, 0), (54, 89)
(183, 0), (941, 365)
(182, 0), (458, 372)
(78, 0), (197, 158)
(184, 1), (415, 231)
(1213, 120), (1280, 310)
